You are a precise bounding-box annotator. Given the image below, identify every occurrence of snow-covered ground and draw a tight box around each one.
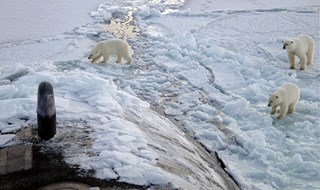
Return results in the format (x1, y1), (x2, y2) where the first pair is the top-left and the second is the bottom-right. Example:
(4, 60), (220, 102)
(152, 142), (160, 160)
(1, 0), (319, 189)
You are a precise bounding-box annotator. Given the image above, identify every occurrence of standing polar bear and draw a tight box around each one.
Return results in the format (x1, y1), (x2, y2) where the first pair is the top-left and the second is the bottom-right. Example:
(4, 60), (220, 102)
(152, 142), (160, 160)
(268, 83), (300, 119)
(283, 34), (315, 70)
(88, 39), (133, 64)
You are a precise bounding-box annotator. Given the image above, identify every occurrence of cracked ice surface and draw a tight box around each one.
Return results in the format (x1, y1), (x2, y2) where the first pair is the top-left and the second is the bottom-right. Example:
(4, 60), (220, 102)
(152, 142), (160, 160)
(1, 0), (319, 189)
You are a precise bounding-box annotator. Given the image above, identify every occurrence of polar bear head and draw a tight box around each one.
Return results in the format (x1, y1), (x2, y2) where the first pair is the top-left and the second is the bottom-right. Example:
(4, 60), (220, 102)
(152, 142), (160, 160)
(268, 93), (283, 107)
(88, 45), (101, 60)
(282, 39), (295, 51)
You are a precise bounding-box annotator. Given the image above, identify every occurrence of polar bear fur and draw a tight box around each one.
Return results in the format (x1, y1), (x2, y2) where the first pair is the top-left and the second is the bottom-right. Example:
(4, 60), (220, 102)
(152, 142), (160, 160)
(283, 34), (315, 70)
(268, 83), (300, 119)
(88, 39), (133, 64)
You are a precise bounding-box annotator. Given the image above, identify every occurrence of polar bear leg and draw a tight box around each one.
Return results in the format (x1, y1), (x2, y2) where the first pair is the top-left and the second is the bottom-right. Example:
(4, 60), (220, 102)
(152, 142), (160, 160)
(287, 52), (295, 69)
(91, 54), (102, 63)
(123, 54), (132, 64)
(102, 53), (109, 63)
(288, 103), (296, 114)
(116, 55), (122, 63)
(298, 53), (307, 70)
(277, 104), (288, 119)
(288, 99), (298, 114)
(271, 105), (278, 115)
(307, 43), (315, 65)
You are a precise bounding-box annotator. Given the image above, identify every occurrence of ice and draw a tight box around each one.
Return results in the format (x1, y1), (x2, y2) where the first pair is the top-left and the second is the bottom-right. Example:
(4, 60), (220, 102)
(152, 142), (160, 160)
(136, 8), (162, 19)
(223, 98), (251, 117)
(0, 0), (105, 42)
(0, 134), (16, 147)
(1, 0), (319, 189)
(96, 168), (118, 180)
(183, 0), (319, 12)
(1, 125), (21, 134)
(129, 0), (319, 189)
(0, 67), (30, 82)
(115, 166), (146, 185)
(90, 3), (128, 22)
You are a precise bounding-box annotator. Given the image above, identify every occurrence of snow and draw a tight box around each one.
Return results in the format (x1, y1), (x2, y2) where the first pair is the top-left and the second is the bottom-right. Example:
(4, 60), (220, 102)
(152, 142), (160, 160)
(1, 0), (320, 189)
(0, 134), (16, 147)
(0, 0), (105, 43)
(183, 0), (319, 12)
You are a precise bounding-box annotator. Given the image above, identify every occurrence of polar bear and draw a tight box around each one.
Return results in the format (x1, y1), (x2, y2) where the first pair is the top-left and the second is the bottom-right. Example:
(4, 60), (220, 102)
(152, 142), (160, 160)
(88, 39), (133, 64)
(268, 83), (300, 119)
(283, 34), (315, 70)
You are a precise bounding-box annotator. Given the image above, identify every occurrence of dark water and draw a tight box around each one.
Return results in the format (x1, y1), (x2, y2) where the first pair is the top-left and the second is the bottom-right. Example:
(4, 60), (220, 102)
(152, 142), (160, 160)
(105, 9), (140, 40)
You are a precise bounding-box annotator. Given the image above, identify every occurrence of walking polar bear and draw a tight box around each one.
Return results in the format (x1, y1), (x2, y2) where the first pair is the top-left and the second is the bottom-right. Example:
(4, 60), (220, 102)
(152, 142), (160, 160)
(88, 39), (133, 64)
(283, 34), (315, 70)
(268, 83), (300, 119)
